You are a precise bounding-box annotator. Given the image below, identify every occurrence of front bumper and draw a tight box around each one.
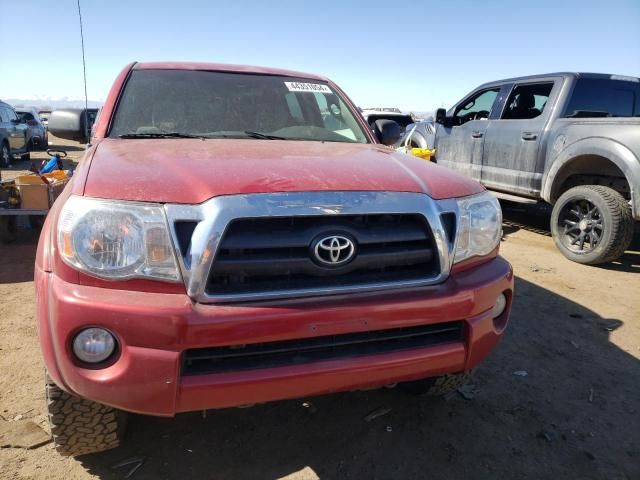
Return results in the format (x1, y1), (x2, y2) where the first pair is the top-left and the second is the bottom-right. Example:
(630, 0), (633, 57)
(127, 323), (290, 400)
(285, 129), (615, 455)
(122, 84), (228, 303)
(36, 256), (513, 417)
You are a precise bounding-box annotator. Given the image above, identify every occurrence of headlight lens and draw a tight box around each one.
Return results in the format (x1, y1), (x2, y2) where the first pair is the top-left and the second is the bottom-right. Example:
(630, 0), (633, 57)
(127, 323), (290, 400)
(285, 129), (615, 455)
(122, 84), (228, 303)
(454, 192), (502, 263)
(58, 196), (180, 281)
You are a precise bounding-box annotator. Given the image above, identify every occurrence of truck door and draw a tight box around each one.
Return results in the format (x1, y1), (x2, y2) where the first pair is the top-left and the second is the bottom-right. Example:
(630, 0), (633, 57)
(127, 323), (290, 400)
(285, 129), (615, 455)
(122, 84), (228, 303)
(481, 80), (558, 196)
(433, 87), (501, 181)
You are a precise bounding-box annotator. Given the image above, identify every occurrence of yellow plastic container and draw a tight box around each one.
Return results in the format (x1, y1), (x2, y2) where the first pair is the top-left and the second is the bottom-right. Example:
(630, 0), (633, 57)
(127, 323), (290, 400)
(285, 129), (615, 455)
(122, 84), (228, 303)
(44, 170), (68, 182)
(409, 148), (435, 161)
(395, 147), (436, 161)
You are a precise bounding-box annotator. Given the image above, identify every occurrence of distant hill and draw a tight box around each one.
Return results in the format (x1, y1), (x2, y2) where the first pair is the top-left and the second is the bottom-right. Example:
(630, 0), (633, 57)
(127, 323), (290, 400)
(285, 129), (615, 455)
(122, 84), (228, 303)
(1, 96), (103, 110)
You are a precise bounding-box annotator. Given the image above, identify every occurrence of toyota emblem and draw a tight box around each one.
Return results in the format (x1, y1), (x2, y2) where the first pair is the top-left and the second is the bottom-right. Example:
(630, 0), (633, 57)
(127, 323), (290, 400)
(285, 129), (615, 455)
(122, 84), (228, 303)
(312, 234), (356, 266)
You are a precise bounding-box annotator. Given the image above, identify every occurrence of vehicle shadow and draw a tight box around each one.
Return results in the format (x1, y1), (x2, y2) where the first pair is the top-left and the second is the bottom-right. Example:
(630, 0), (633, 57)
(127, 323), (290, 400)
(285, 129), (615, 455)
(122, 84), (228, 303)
(77, 277), (639, 480)
(501, 201), (640, 273)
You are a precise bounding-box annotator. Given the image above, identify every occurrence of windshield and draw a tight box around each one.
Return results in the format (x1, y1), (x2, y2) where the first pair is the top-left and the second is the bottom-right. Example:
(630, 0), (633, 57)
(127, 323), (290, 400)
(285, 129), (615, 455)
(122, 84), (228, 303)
(109, 70), (369, 143)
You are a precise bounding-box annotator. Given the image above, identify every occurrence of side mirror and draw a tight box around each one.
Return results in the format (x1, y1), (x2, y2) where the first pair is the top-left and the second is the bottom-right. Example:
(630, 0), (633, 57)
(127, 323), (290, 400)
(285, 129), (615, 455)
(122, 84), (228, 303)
(10, 118), (21, 125)
(48, 109), (90, 143)
(435, 108), (447, 125)
(374, 119), (402, 146)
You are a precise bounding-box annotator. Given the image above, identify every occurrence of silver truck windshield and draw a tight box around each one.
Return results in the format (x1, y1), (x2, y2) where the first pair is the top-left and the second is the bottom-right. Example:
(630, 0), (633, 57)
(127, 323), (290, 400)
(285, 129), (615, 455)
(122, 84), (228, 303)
(109, 70), (369, 143)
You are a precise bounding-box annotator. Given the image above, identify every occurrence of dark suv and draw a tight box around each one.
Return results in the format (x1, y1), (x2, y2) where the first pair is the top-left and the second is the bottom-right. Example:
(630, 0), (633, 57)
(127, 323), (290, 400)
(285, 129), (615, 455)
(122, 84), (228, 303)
(0, 100), (29, 167)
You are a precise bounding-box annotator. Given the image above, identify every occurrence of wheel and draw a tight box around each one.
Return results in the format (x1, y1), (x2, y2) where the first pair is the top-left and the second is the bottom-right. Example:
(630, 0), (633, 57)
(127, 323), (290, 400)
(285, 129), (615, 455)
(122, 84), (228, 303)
(46, 374), (127, 456)
(551, 185), (633, 265)
(0, 216), (18, 243)
(399, 371), (472, 396)
(1, 142), (12, 167)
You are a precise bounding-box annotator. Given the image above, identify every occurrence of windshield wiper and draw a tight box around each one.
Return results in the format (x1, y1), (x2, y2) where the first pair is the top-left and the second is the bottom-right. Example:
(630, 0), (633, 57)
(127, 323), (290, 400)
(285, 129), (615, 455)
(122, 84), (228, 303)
(119, 132), (208, 139)
(243, 130), (287, 140)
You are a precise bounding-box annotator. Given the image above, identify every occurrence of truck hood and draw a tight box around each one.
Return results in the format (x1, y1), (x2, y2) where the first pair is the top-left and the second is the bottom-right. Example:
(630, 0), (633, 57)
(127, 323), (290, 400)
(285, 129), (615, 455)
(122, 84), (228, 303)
(82, 138), (483, 204)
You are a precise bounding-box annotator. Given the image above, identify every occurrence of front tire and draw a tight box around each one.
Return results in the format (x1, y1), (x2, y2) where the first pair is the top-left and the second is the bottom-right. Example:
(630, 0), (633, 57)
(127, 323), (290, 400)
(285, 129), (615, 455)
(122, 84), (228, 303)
(551, 185), (633, 265)
(399, 371), (472, 396)
(1, 142), (12, 167)
(46, 374), (127, 456)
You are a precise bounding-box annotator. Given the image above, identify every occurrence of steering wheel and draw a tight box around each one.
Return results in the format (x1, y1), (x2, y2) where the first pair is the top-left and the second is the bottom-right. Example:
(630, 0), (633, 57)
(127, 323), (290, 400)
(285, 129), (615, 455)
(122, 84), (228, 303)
(472, 110), (490, 120)
(46, 149), (68, 158)
(459, 112), (476, 123)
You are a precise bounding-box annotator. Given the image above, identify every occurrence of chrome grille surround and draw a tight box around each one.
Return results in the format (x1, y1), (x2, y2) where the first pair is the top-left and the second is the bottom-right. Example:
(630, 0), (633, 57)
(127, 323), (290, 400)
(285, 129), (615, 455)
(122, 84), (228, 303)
(164, 191), (459, 303)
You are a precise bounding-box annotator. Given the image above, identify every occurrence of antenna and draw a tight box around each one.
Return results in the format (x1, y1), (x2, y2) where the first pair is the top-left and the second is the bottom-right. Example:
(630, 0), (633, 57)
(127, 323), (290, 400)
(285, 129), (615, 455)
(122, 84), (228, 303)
(76, 0), (89, 142)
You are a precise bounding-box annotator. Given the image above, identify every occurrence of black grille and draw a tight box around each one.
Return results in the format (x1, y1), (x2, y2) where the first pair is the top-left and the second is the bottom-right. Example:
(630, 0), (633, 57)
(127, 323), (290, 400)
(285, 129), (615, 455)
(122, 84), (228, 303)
(206, 214), (439, 296)
(182, 321), (463, 375)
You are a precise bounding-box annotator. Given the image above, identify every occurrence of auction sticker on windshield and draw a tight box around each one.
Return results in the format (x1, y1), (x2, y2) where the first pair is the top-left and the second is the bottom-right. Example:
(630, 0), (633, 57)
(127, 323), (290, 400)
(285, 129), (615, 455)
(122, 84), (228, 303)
(285, 82), (333, 94)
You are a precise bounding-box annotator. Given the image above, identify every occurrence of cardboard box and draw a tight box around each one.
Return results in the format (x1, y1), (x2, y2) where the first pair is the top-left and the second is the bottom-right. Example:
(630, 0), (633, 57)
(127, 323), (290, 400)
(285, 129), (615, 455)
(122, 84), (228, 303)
(15, 175), (69, 210)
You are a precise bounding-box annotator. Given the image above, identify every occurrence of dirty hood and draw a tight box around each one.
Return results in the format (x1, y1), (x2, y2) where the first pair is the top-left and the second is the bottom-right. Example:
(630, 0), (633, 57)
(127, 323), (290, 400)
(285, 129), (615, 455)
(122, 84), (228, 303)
(82, 138), (483, 204)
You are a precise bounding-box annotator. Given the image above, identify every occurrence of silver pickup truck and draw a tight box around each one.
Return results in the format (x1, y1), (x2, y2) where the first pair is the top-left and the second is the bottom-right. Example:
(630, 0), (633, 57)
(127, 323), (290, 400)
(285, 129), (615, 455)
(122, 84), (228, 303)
(419, 72), (639, 265)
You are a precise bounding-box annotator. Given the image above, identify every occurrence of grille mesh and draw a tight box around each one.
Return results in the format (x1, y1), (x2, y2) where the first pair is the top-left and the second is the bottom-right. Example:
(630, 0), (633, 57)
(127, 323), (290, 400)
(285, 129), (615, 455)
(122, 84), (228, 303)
(206, 214), (439, 296)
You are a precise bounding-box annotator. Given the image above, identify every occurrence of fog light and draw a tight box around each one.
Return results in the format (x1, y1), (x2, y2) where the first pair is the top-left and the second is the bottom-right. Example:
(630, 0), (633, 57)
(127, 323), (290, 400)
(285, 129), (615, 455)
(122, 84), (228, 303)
(72, 328), (116, 363)
(492, 293), (507, 319)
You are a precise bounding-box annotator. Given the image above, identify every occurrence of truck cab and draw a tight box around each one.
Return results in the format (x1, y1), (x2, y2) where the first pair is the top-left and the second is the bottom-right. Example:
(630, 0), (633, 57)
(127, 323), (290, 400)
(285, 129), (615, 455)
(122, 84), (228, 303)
(427, 73), (640, 265)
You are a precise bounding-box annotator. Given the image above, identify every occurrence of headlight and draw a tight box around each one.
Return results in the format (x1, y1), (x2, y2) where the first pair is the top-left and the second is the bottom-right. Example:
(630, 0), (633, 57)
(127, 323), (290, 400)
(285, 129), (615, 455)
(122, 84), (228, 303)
(454, 192), (502, 263)
(58, 196), (180, 281)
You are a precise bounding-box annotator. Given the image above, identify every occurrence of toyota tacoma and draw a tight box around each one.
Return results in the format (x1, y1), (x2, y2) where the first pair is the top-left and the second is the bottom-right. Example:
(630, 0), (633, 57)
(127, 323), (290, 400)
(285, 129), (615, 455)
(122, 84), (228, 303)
(40, 62), (513, 456)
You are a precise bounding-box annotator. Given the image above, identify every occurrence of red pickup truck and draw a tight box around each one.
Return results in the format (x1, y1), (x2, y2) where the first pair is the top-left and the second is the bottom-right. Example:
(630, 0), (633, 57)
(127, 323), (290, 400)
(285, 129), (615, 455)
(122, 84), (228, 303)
(40, 62), (513, 456)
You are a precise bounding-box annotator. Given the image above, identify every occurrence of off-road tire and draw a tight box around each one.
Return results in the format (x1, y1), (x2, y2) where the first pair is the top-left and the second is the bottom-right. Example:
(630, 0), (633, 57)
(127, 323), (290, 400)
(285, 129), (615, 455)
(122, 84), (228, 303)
(551, 185), (633, 265)
(399, 371), (473, 396)
(46, 375), (127, 456)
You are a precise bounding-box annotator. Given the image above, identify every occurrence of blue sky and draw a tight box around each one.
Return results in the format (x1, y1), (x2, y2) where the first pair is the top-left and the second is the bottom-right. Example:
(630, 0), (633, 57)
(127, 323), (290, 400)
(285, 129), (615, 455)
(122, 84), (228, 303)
(1, 0), (638, 111)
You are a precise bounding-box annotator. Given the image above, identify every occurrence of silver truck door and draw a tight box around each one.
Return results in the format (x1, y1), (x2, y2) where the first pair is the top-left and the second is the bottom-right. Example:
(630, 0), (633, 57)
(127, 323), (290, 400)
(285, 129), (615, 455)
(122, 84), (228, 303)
(481, 79), (560, 196)
(434, 87), (501, 180)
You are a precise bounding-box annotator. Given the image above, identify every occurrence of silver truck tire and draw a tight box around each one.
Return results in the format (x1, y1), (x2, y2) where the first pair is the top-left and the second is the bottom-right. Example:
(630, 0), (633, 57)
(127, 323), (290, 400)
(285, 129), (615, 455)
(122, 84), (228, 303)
(551, 185), (634, 265)
(1, 142), (12, 167)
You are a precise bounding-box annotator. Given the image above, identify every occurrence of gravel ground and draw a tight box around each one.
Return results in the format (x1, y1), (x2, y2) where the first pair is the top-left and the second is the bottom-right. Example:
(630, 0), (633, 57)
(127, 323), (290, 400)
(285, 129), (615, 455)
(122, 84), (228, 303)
(1, 139), (638, 479)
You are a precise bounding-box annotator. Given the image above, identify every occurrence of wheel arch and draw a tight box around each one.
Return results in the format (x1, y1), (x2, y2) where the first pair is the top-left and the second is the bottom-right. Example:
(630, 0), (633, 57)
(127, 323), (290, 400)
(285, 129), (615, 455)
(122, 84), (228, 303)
(543, 137), (640, 219)
(406, 131), (428, 148)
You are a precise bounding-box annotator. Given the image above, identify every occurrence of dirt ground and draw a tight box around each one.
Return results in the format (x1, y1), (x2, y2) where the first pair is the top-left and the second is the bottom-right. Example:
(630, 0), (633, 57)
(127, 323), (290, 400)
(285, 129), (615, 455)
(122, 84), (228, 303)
(1, 139), (638, 480)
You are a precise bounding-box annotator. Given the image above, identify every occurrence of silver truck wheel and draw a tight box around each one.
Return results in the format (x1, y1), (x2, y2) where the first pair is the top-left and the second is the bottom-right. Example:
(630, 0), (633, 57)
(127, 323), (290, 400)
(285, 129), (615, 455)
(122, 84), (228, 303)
(46, 374), (127, 456)
(399, 371), (472, 396)
(551, 185), (633, 265)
